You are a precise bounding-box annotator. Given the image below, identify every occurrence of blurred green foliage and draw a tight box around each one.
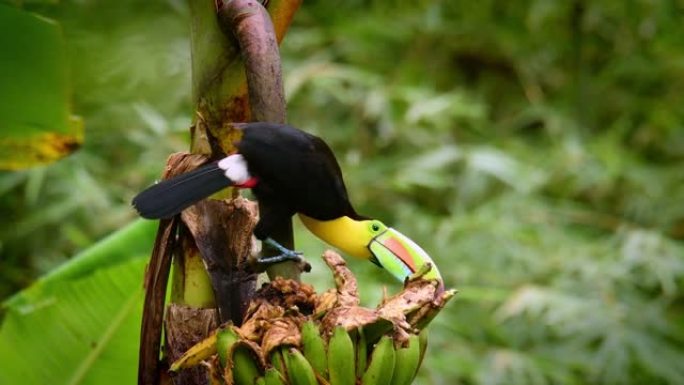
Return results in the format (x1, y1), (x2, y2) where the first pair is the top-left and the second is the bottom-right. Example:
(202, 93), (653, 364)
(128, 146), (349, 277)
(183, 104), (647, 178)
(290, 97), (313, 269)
(0, 3), (82, 169)
(1, 0), (683, 384)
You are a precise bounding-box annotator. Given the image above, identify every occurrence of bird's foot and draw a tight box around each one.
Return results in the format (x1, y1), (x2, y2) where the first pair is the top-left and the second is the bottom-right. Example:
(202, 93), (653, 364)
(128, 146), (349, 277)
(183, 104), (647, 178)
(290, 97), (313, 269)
(257, 237), (304, 265)
(256, 252), (302, 265)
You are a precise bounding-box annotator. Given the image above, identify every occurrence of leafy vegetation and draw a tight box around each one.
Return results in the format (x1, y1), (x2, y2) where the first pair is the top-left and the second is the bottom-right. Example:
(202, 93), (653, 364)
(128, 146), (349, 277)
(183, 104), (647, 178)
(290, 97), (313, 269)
(0, 3), (82, 169)
(1, 1), (683, 385)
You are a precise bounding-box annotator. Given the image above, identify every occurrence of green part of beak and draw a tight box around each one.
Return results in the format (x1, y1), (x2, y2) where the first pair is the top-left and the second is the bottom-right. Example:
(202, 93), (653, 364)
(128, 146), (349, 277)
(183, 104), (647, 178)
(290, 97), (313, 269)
(368, 228), (443, 284)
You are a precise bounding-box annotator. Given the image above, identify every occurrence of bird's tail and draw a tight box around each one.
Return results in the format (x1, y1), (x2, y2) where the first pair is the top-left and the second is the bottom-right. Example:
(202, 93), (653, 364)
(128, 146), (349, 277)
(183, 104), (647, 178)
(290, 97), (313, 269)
(132, 162), (232, 219)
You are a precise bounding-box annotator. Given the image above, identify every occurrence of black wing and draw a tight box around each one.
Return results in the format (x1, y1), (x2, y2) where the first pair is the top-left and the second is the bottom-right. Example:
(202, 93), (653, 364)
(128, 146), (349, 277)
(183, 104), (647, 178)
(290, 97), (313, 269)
(237, 123), (360, 220)
(132, 162), (231, 219)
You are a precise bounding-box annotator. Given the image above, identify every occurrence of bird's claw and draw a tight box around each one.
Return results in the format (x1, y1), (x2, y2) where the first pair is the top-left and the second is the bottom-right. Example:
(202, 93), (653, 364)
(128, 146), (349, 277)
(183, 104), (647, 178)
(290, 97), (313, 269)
(257, 236), (307, 267)
(262, 238), (302, 260)
(257, 250), (303, 265)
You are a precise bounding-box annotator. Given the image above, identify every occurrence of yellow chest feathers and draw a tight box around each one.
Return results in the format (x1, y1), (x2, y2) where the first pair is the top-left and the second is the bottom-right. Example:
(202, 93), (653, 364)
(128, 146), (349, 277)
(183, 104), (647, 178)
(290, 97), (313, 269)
(297, 214), (372, 259)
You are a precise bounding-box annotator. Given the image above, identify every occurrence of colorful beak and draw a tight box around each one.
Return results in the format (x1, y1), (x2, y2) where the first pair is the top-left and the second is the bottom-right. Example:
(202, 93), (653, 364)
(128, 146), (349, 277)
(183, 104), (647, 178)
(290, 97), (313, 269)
(368, 228), (443, 285)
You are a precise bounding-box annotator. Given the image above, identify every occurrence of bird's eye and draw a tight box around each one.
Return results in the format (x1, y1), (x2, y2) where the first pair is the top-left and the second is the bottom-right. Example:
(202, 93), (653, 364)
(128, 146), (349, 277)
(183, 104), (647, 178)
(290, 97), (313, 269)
(369, 221), (385, 233)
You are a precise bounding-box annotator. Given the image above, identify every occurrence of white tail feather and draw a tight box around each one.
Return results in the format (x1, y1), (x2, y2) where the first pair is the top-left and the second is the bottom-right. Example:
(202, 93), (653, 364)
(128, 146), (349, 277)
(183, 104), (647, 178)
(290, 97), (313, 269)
(217, 154), (251, 184)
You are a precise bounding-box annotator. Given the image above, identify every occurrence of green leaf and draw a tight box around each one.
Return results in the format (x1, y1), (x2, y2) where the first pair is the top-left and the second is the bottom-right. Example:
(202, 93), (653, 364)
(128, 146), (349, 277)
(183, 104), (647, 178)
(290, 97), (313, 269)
(0, 3), (82, 170)
(4, 219), (156, 307)
(0, 258), (146, 385)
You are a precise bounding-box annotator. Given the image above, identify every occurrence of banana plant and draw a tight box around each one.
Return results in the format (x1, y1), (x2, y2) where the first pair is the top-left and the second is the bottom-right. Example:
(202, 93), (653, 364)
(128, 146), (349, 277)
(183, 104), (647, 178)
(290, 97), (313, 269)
(170, 251), (454, 385)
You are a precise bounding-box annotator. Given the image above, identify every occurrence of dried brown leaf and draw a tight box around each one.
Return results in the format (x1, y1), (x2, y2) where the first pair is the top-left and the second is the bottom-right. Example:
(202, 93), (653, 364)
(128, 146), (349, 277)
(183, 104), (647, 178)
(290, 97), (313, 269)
(322, 250), (359, 307)
(261, 318), (301, 357)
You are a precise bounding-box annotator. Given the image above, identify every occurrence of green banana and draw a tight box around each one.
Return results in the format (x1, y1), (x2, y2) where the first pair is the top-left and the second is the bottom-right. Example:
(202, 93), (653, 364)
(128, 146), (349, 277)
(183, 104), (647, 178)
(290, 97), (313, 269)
(283, 347), (319, 385)
(389, 334), (421, 385)
(327, 327), (356, 385)
(232, 344), (262, 385)
(169, 332), (218, 371)
(264, 367), (286, 385)
(417, 329), (428, 369)
(355, 328), (368, 379)
(301, 320), (328, 378)
(270, 349), (287, 379)
(217, 327), (240, 367)
(361, 336), (396, 385)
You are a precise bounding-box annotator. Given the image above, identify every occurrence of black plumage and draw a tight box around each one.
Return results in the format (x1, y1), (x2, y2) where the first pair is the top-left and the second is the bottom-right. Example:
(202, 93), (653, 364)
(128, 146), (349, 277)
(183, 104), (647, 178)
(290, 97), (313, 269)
(132, 122), (361, 241)
(132, 163), (229, 219)
(237, 123), (362, 239)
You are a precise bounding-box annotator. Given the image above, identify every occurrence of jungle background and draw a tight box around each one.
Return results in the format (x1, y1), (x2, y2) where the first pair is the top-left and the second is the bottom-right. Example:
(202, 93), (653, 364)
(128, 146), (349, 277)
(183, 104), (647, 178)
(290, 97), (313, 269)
(1, 0), (684, 384)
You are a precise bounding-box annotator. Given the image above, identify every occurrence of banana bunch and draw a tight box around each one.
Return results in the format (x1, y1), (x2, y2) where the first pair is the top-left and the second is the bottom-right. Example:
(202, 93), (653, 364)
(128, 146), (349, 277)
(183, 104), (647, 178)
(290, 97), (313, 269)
(172, 321), (428, 385)
(169, 251), (454, 385)
(288, 321), (428, 385)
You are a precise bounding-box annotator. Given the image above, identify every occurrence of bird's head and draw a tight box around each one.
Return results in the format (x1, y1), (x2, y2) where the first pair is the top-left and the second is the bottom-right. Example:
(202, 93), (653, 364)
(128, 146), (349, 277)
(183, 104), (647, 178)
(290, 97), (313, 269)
(362, 219), (442, 284)
(299, 215), (442, 285)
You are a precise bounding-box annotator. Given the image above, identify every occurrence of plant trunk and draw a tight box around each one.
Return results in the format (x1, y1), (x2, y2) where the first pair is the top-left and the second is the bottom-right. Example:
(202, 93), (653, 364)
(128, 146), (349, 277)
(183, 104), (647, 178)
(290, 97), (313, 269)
(138, 1), (301, 384)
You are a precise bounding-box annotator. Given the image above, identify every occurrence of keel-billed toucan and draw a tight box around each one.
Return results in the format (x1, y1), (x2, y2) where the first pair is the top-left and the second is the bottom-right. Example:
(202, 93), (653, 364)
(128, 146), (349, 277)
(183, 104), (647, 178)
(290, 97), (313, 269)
(132, 122), (442, 285)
